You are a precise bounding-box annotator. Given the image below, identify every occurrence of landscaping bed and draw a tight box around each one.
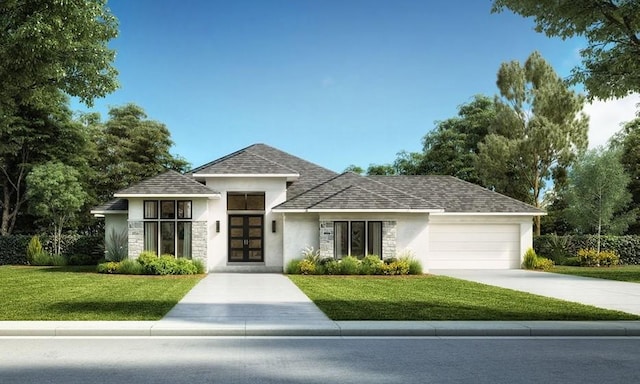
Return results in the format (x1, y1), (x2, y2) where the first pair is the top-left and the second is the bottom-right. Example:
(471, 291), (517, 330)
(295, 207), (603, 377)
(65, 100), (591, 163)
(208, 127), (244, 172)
(289, 275), (639, 321)
(0, 266), (202, 320)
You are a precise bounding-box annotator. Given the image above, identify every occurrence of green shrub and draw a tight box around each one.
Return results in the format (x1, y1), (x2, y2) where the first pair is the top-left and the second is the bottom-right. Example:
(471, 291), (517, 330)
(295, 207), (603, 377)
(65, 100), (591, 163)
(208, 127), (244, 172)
(174, 258), (198, 275)
(562, 256), (581, 266)
(26, 235), (43, 265)
(339, 256), (360, 275)
(97, 261), (120, 274)
(105, 229), (128, 262)
(51, 254), (67, 266)
(535, 235), (640, 265)
(298, 259), (317, 275)
(137, 251), (158, 267)
(324, 260), (341, 275)
(522, 248), (538, 269)
(533, 256), (554, 271)
(383, 259), (410, 275)
(31, 251), (53, 266)
(116, 259), (144, 275)
(145, 255), (177, 275)
(192, 258), (206, 274)
(360, 255), (383, 275)
(405, 257), (423, 275)
(285, 259), (302, 274)
(577, 249), (620, 267)
(67, 253), (98, 266)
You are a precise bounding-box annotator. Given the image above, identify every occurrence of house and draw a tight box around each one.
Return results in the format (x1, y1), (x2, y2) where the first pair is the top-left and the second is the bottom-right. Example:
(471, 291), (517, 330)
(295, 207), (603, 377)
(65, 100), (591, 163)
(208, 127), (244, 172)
(92, 143), (544, 272)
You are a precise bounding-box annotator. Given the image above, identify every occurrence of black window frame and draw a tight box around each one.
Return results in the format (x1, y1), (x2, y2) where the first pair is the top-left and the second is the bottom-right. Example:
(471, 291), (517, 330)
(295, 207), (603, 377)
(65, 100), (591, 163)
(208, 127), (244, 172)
(334, 220), (383, 259)
(227, 192), (265, 211)
(143, 199), (193, 258)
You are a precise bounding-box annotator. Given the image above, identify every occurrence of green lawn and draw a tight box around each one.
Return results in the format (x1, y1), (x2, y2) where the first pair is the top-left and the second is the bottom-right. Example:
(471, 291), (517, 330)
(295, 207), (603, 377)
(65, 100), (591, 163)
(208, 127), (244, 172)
(551, 265), (640, 283)
(289, 275), (639, 321)
(0, 266), (203, 320)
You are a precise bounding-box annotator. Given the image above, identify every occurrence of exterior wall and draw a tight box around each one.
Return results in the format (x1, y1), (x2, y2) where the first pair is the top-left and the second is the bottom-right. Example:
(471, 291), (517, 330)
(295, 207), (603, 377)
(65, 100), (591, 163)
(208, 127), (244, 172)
(283, 213), (319, 269)
(205, 177), (287, 272)
(428, 215), (534, 269)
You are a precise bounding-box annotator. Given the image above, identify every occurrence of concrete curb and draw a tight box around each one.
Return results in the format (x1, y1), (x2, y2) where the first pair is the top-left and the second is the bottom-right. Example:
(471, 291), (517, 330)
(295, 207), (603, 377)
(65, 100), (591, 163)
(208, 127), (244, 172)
(2, 321), (640, 337)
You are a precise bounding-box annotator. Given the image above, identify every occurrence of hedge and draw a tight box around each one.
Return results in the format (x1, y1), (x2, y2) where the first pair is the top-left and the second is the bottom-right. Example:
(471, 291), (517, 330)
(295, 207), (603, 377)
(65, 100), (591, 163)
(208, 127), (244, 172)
(534, 235), (640, 265)
(0, 234), (104, 265)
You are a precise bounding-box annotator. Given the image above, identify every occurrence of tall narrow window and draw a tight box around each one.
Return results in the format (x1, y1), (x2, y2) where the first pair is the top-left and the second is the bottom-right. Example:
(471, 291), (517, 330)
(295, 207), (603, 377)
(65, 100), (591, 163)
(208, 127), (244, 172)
(178, 201), (192, 219)
(177, 222), (192, 257)
(351, 221), (365, 259)
(334, 221), (349, 259)
(144, 222), (158, 253)
(161, 222), (175, 255)
(368, 221), (383, 257)
(144, 201), (158, 219)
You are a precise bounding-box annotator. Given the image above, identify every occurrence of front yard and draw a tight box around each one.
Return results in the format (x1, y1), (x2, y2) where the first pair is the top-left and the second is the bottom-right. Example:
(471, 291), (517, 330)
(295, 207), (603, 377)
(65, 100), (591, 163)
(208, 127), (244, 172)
(0, 266), (202, 320)
(289, 275), (639, 321)
(551, 265), (640, 283)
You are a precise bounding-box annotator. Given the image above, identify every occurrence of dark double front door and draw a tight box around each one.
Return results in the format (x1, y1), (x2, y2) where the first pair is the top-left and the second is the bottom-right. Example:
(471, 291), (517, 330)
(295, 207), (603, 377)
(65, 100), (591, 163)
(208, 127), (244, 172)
(228, 215), (264, 262)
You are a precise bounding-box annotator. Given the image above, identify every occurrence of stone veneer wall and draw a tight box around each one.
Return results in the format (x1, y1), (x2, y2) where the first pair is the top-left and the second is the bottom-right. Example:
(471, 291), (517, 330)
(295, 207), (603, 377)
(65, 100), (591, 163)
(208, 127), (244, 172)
(128, 221), (144, 258)
(127, 220), (208, 263)
(318, 220), (396, 259)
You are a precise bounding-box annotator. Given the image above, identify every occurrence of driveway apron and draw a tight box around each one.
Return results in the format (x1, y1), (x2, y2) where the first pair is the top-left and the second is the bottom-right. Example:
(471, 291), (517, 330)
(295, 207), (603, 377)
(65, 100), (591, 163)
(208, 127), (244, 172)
(159, 273), (334, 329)
(432, 269), (640, 316)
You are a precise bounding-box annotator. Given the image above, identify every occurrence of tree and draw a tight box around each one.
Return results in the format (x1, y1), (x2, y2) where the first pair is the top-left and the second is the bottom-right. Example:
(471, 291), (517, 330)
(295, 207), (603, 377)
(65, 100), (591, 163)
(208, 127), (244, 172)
(0, 0), (119, 107)
(420, 95), (496, 184)
(89, 104), (190, 203)
(565, 148), (634, 253)
(366, 164), (396, 176)
(492, 0), (640, 99)
(26, 162), (88, 255)
(477, 51), (589, 235)
(344, 165), (364, 175)
(0, 91), (87, 235)
(618, 117), (640, 234)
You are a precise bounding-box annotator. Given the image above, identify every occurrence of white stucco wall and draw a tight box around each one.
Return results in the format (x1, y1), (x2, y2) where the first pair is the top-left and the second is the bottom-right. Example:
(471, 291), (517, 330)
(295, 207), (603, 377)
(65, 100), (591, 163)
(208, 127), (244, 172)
(282, 213), (319, 268)
(204, 177), (287, 272)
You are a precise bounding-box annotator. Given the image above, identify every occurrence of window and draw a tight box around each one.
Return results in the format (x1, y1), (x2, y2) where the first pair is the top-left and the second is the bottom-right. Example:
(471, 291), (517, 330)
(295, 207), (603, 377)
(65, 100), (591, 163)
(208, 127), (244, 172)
(143, 200), (192, 258)
(227, 192), (265, 211)
(334, 221), (383, 259)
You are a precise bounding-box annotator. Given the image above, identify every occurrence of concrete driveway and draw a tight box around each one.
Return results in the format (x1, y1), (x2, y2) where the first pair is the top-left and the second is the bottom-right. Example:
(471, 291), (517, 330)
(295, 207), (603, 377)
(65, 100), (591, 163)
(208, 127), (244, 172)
(432, 269), (640, 316)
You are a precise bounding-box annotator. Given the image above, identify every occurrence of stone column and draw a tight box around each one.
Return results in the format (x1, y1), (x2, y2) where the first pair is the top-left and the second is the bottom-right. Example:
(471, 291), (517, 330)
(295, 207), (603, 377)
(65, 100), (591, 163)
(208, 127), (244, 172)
(319, 220), (334, 259)
(128, 221), (144, 259)
(382, 221), (396, 259)
(191, 221), (208, 265)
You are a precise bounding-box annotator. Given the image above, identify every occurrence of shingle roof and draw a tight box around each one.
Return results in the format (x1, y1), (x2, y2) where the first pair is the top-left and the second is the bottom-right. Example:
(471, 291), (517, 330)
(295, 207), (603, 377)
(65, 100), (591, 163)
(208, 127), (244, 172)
(189, 144), (337, 199)
(91, 198), (128, 213)
(369, 175), (543, 213)
(114, 170), (219, 196)
(274, 172), (444, 211)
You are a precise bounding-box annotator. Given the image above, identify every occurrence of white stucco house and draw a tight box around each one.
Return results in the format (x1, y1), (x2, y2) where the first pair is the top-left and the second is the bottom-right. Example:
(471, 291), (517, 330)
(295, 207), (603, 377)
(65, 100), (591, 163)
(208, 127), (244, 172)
(92, 143), (544, 272)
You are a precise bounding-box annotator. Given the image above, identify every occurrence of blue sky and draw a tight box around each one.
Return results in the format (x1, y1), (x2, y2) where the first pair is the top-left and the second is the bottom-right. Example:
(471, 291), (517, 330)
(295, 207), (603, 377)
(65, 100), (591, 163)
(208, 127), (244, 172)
(73, 0), (639, 172)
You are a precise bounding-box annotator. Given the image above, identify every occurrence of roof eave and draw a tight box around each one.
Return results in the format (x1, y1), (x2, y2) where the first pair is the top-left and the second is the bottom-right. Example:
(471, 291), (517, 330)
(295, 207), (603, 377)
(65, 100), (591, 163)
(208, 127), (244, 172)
(113, 193), (221, 199)
(192, 173), (300, 181)
(272, 208), (444, 213)
(430, 211), (546, 216)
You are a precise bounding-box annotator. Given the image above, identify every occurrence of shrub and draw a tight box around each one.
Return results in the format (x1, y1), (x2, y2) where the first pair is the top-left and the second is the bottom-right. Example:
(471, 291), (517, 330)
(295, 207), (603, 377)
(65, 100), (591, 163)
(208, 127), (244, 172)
(298, 259), (317, 275)
(577, 248), (620, 267)
(67, 253), (98, 266)
(301, 246), (321, 263)
(562, 256), (581, 266)
(339, 256), (360, 275)
(137, 251), (158, 267)
(522, 248), (554, 271)
(535, 235), (640, 265)
(405, 258), (423, 275)
(360, 255), (383, 275)
(383, 259), (410, 275)
(97, 261), (120, 274)
(116, 259), (144, 275)
(31, 251), (53, 266)
(145, 255), (178, 275)
(192, 258), (206, 274)
(324, 260), (341, 275)
(26, 235), (43, 265)
(51, 254), (67, 266)
(285, 259), (302, 274)
(174, 258), (198, 275)
(105, 229), (128, 262)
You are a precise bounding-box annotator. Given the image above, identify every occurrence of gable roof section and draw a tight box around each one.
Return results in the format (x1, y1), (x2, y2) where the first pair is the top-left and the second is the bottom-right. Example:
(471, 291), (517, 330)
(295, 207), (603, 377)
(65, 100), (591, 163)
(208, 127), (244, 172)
(369, 175), (544, 214)
(189, 144), (337, 199)
(114, 170), (220, 198)
(274, 172), (444, 212)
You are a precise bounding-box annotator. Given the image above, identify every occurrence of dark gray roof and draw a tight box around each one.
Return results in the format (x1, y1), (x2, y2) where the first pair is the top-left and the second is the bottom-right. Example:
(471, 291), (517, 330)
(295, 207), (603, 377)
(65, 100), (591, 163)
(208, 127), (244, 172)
(92, 198), (128, 213)
(189, 144), (337, 199)
(369, 175), (543, 213)
(275, 172), (443, 211)
(115, 170), (219, 196)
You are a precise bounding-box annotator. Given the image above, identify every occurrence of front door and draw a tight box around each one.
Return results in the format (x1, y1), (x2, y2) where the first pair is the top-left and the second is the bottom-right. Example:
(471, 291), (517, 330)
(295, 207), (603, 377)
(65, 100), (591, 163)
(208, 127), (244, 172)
(228, 215), (264, 262)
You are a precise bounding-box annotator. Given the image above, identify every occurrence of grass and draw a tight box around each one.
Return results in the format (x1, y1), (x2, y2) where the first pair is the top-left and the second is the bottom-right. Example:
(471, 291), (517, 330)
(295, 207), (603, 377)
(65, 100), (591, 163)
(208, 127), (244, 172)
(289, 275), (639, 321)
(0, 266), (203, 320)
(551, 265), (640, 283)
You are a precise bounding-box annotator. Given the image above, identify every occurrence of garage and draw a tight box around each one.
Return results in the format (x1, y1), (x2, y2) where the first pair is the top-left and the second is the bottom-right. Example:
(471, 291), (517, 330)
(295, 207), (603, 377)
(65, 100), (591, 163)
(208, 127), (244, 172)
(427, 222), (523, 269)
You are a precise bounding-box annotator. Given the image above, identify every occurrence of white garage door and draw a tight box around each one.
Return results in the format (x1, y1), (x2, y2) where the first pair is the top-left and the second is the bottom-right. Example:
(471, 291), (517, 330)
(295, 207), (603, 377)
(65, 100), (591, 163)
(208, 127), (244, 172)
(428, 224), (521, 269)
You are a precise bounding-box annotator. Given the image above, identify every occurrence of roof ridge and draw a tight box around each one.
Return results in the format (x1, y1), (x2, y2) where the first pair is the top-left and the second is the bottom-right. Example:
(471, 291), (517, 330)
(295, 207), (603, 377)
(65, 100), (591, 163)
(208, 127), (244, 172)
(275, 172), (353, 208)
(245, 150), (300, 174)
(248, 143), (337, 175)
(306, 185), (355, 209)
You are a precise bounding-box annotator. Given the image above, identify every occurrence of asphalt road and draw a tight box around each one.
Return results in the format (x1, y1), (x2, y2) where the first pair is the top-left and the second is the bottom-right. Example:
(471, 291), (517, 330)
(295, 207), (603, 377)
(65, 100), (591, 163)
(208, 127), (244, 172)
(1, 337), (639, 383)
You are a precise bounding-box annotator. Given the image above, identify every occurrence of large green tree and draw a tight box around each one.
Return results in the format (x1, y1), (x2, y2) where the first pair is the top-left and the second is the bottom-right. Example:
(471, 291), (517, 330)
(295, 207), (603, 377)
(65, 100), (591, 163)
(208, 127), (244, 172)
(88, 104), (190, 204)
(0, 91), (87, 235)
(618, 117), (640, 234)
(565, 148), (634, 252)
(420, 95), (496, 184)
(27, 162), (88, 255)
(492, 0), (640, 99)
(477, 51), (589, 235)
